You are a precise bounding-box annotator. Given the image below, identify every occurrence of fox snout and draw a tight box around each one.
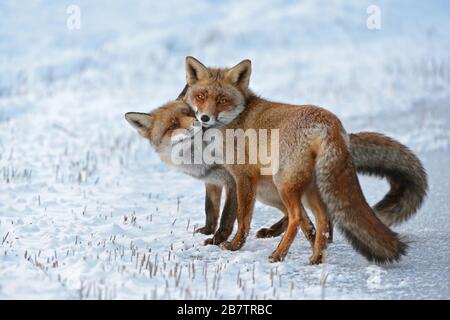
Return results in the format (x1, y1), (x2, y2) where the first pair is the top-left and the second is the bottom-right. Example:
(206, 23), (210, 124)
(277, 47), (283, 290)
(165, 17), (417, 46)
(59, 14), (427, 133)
(195, 111), (216, 127)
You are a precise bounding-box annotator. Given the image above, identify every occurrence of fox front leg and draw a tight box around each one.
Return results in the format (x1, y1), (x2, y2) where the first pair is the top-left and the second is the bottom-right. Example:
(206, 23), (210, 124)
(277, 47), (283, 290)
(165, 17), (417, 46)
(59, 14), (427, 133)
(204, 180), (237, 245)
(220, 175), (256, 251)
(195, 183), (222, 235)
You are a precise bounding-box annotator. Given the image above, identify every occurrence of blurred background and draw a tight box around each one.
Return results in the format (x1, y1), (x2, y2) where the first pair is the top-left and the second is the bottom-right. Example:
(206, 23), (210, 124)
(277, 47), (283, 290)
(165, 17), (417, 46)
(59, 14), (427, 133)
(0, 0), (449, 299)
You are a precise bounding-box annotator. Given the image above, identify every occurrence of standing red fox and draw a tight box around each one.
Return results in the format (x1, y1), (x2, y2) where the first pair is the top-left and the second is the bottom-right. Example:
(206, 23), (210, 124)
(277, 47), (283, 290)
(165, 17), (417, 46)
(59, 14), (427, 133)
(125, 101), (427, 264)
(178, 56), (427, 263)
(124, 58), (427, 264)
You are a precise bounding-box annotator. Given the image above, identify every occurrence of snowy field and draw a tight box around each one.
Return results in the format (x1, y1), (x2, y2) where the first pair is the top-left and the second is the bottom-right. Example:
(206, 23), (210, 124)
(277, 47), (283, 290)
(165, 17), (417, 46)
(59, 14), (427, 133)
(0, 0), (449, 299)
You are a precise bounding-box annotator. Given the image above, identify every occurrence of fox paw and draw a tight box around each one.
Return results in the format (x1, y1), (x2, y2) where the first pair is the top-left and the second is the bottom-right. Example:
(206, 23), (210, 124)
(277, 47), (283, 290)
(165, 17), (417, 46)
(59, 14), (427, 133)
(219, 240), (244, 251)
(308, 253), (324, 265)
(256, 228), (277, 238)
(268, 251), (286, 263)
(204, 232), (228, 246)
(195, 225), (216, 235)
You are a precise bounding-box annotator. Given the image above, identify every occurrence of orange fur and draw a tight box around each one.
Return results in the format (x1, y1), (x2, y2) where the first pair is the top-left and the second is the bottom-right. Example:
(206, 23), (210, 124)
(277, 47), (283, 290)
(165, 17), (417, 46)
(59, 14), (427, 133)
(182, 57), (408, 263)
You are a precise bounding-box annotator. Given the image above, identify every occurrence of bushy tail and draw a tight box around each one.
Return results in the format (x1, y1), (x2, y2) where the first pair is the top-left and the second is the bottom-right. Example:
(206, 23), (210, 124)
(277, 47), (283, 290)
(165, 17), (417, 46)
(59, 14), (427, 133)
(315, 136), (408, 263)
(349, 132), (428, 226)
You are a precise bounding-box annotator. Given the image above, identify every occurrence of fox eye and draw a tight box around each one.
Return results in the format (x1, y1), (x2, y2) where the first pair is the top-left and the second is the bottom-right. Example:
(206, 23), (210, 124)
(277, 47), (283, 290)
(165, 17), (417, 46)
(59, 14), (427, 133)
(219, 98), (228, 105)
(196, 94), (205, 101)
(168, 123), (178, 131)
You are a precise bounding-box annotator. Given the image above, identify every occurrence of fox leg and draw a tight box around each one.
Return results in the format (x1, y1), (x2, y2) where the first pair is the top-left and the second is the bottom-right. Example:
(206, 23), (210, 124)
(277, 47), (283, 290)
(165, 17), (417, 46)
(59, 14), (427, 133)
(268, 188), (307, 263)
(328, 220), (334, 243)
(204, 180), (237, 245)
(255, 186), (290, 238)
(269, 153), (315, 262)
(256, 215), (288, 238)
(305, 186), (330, 264)
(256, 209), (317, 245)
(255, 189), (316, 240)
(196, 183), (222, 235)
(256, 202), (316, 243)
(220, 175), (256, 251)
(257, 212), (316, 245)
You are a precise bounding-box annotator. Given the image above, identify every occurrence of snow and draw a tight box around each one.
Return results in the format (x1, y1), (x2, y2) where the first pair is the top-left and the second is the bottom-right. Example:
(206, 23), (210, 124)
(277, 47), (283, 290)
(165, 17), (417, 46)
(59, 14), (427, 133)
(1, 0), (449, 299)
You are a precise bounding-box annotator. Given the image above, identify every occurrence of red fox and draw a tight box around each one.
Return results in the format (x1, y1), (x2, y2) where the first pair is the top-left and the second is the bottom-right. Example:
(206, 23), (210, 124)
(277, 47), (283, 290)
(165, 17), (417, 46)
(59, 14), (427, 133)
(125, 100), (427, 264)
(177, 56), (427, 263)
(126, 102), (239, 246)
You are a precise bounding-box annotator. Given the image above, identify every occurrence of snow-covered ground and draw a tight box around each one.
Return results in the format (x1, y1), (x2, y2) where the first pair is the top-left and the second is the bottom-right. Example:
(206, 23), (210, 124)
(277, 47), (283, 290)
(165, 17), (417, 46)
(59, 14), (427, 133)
(0, 0), (449, 299)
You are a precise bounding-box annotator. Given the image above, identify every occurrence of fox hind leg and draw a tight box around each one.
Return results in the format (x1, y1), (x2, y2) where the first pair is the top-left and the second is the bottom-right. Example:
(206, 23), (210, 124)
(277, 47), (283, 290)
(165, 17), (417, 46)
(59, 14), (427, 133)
(268, 188), (307, 262)
(256, 191), (316, 242)
(256, 215), (288, 238)
(305, 185), (330, 264)
(257, 208), (316, 247)
(269, 165), (313, 262)
(328, 220), (334, 243)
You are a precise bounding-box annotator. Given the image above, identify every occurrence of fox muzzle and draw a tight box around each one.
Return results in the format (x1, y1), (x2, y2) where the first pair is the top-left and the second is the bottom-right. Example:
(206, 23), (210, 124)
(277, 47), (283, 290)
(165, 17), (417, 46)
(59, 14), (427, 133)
(196, 112), (216, 127)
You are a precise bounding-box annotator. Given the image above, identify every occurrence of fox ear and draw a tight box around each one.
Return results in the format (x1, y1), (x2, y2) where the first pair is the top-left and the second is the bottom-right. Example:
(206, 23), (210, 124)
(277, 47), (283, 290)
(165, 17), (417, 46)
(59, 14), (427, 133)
(225, 59), (252, 90)
(176, 84), (189, 100)
(125, 112), (153, 136)
(185, 56), (210, 85)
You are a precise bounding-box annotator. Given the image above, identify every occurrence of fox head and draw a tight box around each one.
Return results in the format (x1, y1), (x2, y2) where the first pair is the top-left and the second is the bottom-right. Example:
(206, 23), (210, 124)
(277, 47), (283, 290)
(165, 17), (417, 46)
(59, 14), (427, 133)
(182, 56), (252, 128)
(125, 101), (200, 156)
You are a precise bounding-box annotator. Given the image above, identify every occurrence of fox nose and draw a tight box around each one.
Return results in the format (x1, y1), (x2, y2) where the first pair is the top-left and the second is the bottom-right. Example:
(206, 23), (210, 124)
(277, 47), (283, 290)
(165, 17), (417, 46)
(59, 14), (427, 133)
(200, 115), (210, 123)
